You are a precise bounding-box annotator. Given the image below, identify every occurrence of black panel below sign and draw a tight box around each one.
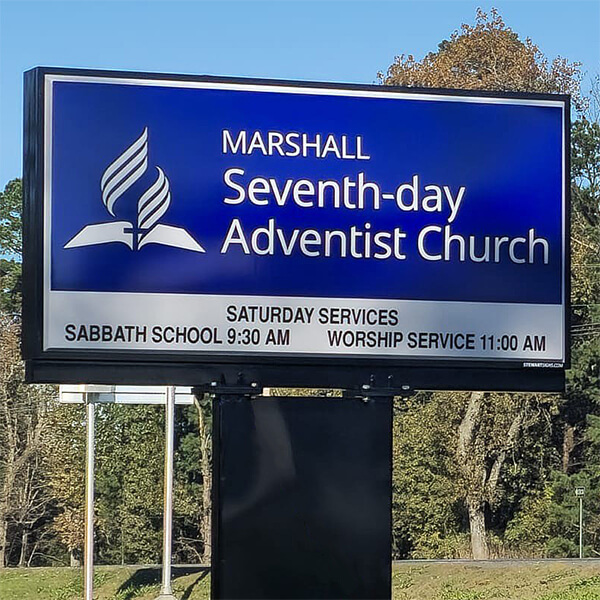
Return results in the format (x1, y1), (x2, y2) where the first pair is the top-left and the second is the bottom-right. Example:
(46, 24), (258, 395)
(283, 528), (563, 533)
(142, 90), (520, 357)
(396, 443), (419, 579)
(213, 396), (392, 600)
(26, 359), (566, 392)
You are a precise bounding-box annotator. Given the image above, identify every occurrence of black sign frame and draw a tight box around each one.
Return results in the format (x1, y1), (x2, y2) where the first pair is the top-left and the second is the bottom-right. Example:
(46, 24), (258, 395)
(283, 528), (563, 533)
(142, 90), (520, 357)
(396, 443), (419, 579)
(22, 67), (570, 391)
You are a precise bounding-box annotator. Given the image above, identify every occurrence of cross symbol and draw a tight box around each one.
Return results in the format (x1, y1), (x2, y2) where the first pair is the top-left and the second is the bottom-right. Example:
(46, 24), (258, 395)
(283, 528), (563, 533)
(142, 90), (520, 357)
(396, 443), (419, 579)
(123, 223), (150, 251)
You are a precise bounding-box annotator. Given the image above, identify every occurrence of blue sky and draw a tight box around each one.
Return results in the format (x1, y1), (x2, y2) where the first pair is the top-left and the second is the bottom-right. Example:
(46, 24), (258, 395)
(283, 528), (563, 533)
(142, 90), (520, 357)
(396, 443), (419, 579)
(1, 0), (598, 188)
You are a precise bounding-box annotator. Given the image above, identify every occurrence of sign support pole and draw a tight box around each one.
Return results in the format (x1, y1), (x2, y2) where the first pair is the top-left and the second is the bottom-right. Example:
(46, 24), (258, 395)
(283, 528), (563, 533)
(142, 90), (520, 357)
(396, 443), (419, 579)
(208, 381), (394, 599)
(156, 386), (178, 600)
(83, 397), (95, 600)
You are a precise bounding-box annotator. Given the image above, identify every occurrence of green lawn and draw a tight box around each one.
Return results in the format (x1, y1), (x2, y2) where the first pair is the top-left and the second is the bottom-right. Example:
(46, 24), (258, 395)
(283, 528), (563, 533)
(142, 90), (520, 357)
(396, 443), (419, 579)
(2, 562), (600, 599)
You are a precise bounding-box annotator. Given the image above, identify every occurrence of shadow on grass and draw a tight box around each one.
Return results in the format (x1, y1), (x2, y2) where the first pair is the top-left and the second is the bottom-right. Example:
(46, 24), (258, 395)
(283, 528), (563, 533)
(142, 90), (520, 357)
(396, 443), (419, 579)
(116, 566), (209, 600)
(179, 570), (209, 600)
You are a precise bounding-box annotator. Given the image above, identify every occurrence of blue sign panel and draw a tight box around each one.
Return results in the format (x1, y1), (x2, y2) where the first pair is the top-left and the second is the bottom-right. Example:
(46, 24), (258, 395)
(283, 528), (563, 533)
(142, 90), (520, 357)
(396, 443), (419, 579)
(51, 81), (563, 304)
(24, 69), (568, 381)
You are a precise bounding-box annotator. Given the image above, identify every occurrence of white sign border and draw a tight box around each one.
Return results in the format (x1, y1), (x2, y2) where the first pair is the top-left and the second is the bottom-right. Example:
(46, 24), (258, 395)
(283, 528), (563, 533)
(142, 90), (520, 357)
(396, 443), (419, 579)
(41, 72), (567, 365)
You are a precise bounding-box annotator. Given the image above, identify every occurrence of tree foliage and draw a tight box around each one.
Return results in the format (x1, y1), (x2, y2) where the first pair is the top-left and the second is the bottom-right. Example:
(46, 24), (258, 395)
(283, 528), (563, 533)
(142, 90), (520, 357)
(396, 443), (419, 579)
(379, 8), (586, 110)
(0, 317), (55, 567)
(0, 178), (23, 314)
(392, 394), (464, 558)
(571, 115), (600, 328)
(43, 404), (85, 565)
(0, 178), (22, 258)
(382, 7), (599, 559)
(44, 403), (210, 566)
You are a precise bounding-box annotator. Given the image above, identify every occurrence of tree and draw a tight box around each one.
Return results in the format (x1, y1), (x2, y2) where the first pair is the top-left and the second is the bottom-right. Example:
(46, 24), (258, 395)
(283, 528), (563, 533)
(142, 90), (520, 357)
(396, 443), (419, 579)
(381, 8), (588, 559)
(0, 178), (22, 259)
(505, 412), (600, 558)
(379, 8), (585, 110)
(11, 450), (54, 567)
(0, 260), (21, 315)
(560, 88), (600, 478)
(191, 394), (212, 564)
(0, 179), (23, 314)
(392, 393), (464, 558)
(0, 179), (62, 567)
(454, 392), (560, 558)
(0, 316), (54, 566)
(43, 403), (86, 566)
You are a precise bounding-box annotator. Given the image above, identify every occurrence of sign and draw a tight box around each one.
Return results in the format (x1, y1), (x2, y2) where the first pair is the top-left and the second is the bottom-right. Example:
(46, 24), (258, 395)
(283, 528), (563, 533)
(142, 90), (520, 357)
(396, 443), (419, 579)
(23, 68), (569, 390)
(58, 384), (194, 405)
(576, 487), (585, 497)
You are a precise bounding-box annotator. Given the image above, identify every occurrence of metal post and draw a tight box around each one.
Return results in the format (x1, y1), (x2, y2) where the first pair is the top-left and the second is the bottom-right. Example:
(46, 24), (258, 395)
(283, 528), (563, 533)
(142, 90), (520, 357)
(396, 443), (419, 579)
(156, 386), (178, 600)
(84, 399), (95, 600)
(580, 496), (583, 559)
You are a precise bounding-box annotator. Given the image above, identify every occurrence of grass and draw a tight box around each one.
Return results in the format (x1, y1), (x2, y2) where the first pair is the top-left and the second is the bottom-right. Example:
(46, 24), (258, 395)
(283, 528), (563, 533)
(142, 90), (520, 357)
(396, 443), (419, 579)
(0, 566), (210, 600)
(2, 562), (600, 599)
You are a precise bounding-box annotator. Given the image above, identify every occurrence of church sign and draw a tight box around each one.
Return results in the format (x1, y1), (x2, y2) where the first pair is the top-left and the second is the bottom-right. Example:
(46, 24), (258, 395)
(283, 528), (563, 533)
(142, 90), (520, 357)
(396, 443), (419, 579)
(22, 68), (569, 390)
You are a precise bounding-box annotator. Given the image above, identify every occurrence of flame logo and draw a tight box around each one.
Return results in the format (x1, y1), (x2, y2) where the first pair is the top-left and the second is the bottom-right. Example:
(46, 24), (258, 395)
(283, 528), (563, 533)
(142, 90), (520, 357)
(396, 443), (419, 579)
(138, 167), (170, 232)
(64, 128), (204, 253)
(101, 127), (149, 217)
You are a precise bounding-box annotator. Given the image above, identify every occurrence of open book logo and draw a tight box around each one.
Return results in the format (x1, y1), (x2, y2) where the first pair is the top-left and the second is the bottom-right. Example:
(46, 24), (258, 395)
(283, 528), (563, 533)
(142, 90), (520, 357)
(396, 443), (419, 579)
(64, 128), (205, 253)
